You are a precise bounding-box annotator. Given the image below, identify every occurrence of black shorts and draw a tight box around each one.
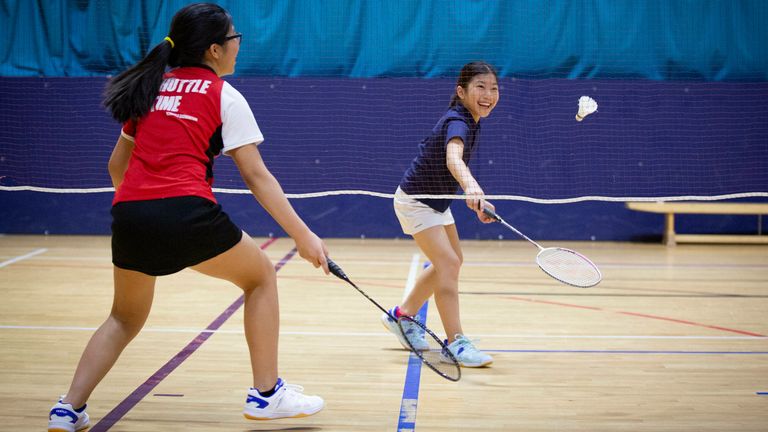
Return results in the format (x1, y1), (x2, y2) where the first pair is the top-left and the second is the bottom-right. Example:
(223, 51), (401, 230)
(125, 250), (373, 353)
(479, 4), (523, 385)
(111, 196), (243, 276)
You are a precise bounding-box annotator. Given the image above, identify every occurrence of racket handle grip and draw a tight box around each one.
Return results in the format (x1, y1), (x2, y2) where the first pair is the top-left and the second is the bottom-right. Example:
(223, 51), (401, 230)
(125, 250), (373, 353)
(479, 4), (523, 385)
(482, 207), (501, 221)
(326, 257), (348, 280)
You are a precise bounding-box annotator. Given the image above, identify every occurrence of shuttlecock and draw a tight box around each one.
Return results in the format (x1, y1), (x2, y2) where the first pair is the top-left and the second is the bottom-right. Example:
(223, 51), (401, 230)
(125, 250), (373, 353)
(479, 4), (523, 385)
(575, 96), (598, 121)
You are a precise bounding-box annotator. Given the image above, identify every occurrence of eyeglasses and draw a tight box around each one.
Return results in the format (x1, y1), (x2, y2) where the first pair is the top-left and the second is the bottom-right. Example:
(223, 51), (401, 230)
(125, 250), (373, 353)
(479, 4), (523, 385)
(224, 33), (242, 44)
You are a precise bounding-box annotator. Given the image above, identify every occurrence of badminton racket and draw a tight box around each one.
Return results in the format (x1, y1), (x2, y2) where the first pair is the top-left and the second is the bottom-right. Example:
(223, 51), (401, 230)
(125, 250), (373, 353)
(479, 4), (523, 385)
(326, 258), (461, 382)
(483, 208), (602, 288)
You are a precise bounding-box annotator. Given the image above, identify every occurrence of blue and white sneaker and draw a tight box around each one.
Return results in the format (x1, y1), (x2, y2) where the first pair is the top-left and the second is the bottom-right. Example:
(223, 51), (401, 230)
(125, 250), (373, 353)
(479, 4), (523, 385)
(243, 378), (324, 420)
(440, 334), (493, 367)
(48, 398), (89, 432)
(381, 306), (429, 351)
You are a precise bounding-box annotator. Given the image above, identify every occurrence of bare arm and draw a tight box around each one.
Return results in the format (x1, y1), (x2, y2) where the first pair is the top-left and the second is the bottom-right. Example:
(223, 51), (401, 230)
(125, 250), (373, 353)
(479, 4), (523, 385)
(229, 144), (329, 273)
(446, 137), (479, 193)
(107, 135), (135, 190)
(446, 137), (494, 222)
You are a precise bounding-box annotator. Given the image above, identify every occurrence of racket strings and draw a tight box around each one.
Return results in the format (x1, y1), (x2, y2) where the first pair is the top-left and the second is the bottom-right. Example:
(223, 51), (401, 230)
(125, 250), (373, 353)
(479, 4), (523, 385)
(398, 318), (460, 381)
(417, 336), (461, 380)
(326, 258), (460, 381)
(537, 248), (602, 287)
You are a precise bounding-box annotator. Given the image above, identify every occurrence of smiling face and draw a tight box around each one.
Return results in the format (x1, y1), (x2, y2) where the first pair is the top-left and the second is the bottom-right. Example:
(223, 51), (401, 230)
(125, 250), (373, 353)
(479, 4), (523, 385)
(456, 73), (499, 122)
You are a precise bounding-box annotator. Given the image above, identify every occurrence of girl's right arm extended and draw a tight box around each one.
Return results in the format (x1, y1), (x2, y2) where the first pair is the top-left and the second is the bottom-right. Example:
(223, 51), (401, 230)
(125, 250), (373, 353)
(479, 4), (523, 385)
(446, 137), (495, 222)
(229, 143), (329, 273)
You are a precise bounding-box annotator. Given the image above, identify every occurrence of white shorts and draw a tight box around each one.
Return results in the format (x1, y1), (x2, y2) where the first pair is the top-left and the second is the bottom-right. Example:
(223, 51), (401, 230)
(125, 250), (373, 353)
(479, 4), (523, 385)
(393, 187), (455, 235)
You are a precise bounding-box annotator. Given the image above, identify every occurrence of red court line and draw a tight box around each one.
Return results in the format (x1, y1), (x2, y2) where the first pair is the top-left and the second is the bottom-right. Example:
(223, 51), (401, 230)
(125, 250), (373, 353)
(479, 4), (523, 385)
(616, 311), (765, 337)
(504, 295), (765, 337)
(260, 236), (278, 249)
(91, 238), (289, 431)
(506, 295), (603, 311)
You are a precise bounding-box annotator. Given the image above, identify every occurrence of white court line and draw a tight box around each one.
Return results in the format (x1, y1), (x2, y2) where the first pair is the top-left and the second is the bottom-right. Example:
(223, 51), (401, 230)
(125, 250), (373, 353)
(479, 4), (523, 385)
(3, 253), (764, 271)
(462, 261), (768, 270)
(403, 253), (421, 301)
(0, 248), (47, 268)
(1, 325), (765, 340)
(1, 255), (108, 261)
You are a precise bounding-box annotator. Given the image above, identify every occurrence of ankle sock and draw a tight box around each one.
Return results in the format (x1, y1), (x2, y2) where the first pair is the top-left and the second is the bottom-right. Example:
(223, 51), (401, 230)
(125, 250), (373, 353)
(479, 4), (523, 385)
(257, 384), (277, 398)
(59, 399), (86, 413)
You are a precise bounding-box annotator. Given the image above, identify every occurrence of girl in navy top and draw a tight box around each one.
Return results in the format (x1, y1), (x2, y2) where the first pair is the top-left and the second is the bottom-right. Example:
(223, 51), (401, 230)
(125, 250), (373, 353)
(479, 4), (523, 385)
(384, 62), (499, 367)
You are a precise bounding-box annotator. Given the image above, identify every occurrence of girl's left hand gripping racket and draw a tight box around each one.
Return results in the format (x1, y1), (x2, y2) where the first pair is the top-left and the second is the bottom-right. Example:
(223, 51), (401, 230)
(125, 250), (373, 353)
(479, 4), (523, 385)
(326, 258), (461, 382)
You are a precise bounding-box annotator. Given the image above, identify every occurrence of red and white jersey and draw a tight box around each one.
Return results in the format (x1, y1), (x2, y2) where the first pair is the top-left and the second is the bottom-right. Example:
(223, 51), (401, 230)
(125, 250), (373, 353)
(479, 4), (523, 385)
(114, 66), (263, 204)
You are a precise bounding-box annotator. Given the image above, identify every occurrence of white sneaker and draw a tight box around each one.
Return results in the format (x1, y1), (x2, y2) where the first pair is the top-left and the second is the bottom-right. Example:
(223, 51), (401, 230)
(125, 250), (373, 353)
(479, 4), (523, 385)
(441, 334), (493, 367)
(48, 398), (89, 432)
(243, 378), (324, 420)
(381, 307), (429, 351)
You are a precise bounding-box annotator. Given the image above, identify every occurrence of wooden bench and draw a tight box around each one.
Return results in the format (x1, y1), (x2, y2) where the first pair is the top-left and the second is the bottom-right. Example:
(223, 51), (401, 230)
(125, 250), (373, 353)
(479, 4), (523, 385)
(625, 202), (768, 246)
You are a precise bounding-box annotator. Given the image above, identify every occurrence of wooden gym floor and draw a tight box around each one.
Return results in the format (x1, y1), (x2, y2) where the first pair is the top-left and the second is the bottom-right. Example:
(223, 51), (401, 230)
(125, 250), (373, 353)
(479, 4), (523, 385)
(1, 234), (767, 431)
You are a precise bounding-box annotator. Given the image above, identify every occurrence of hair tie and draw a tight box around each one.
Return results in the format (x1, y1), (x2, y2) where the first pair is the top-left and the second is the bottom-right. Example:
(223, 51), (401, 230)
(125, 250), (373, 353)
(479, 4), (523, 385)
(164, 36), (175, 48)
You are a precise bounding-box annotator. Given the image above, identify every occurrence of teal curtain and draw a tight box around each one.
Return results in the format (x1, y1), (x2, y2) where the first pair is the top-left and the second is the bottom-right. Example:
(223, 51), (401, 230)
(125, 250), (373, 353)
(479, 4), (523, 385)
(2, 0), (766, 79)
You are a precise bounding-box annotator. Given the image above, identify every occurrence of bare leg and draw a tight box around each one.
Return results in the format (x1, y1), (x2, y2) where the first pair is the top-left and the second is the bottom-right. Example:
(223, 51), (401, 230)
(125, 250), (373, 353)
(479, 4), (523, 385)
(400, 224), (464, 343)
(192, 233), (279, 392)
(62, 268), (156, 408)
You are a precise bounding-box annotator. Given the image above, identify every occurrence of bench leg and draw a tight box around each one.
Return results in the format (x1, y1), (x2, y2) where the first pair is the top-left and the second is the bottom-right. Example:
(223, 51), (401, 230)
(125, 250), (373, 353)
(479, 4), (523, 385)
(663, 213), (676, 246)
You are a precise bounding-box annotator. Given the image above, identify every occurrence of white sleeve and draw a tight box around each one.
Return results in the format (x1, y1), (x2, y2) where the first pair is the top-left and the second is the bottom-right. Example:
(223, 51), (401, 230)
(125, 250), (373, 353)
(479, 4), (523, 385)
(120, 130), (135, 142)
(220, 81), (264, 155)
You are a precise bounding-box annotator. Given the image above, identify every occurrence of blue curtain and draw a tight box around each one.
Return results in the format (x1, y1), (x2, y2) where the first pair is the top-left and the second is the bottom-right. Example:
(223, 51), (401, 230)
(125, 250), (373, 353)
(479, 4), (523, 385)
(2, 0), (766, 79)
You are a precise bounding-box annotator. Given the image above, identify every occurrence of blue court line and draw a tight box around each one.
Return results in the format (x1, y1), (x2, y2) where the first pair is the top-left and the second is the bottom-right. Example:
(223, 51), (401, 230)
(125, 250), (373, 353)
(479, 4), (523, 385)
(397, 302), (429, 432)
(397, 261), (430, 432)
(488, 349), (768, 355)
(397, 351), (424, 432)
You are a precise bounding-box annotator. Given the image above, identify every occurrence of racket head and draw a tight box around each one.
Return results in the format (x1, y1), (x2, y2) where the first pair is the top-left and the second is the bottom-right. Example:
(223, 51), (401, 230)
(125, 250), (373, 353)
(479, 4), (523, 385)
(397, 316), (461, 382)
(536, 247), (602, 288)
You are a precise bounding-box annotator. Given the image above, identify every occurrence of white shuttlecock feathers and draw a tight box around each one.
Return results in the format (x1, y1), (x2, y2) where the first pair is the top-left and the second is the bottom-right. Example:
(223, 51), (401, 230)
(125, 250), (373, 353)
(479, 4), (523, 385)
(575, 96), (598, 121)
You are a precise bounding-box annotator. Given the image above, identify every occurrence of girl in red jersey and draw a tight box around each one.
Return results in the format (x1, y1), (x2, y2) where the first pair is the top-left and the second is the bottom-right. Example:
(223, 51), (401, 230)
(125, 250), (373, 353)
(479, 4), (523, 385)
(48, 4), (326, 431)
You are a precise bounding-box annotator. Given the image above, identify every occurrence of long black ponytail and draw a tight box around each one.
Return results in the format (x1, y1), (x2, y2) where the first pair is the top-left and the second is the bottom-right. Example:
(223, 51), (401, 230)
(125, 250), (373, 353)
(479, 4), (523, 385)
(448, 61), (498, 108)
(103, 3), (232, 123)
